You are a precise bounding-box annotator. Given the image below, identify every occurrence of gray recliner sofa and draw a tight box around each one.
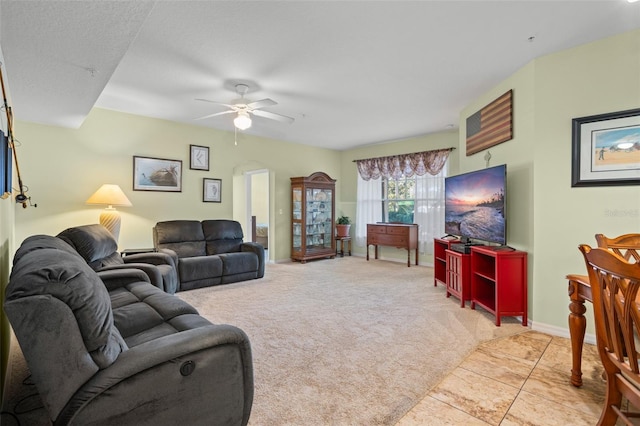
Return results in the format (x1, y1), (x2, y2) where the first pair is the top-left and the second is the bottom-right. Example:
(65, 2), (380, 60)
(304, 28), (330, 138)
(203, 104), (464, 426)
(5, 234), (254, 426)
(153, 220), (265, 292)
(57, 223), (179, 294)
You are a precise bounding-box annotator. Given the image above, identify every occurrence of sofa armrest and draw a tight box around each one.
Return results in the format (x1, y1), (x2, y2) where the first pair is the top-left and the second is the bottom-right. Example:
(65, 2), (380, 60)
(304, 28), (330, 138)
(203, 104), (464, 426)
(58, 325), (254, 426)
(242, 242), (265, 278)
(123, 253), (178, 294)
(123, 251), (176, 269)
(97, 268), (152, 292)
(99, 263), (163, 288)
(157, 247), (179, 266)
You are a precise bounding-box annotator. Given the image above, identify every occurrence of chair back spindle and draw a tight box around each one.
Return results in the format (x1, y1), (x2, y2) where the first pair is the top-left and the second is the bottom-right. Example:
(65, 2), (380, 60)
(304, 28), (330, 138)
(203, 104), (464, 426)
(595, 233), (640, 264)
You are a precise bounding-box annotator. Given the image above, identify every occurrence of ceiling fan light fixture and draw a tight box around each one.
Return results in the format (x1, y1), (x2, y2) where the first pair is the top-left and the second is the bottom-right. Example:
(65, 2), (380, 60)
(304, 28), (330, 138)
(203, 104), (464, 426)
(234, 111), (252, 130)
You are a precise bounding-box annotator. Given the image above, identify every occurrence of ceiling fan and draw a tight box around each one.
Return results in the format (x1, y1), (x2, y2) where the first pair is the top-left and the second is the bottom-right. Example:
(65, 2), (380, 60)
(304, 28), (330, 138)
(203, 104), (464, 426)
(194, 84), (294, 130)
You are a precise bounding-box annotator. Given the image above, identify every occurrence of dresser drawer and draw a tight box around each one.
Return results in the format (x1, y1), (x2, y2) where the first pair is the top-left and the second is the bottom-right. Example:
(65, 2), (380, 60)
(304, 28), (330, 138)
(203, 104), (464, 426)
(367, 225), (386, 234)
(386, 226), (408, 235)
(375, 234), (407, 246)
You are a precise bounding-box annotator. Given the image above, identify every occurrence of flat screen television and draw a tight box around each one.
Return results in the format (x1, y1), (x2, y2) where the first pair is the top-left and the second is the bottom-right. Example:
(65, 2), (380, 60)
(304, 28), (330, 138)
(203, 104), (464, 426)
(444, 164), (507, 246)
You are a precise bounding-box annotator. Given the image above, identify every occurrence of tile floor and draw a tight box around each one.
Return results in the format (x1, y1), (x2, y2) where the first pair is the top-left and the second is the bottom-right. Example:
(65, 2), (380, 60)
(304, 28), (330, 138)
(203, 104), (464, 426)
(396, 331), (608, 425)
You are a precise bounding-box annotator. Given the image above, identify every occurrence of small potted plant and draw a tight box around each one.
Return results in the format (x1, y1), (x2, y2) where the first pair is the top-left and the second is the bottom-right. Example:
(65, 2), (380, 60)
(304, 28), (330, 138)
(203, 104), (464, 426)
(336, 216), (351, 238)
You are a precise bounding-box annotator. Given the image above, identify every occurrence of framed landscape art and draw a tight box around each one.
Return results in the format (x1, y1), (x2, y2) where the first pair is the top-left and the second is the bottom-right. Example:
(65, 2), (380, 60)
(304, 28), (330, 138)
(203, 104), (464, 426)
(133, 156), (182, 192)
(571, 108), (640, 187)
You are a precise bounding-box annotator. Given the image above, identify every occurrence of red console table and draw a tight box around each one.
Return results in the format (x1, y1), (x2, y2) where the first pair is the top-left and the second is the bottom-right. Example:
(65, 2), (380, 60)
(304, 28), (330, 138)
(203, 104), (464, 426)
(470, 246), (528, 326)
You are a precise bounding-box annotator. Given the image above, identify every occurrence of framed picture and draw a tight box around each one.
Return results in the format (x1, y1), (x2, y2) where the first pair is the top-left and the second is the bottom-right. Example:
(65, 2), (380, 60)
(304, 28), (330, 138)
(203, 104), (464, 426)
(133, 156), (182, 192)
(203, 178), (221, 203)
(190, 144), (209, 171)
(0, 132), (9, 199)
(571, 108), (640, 187)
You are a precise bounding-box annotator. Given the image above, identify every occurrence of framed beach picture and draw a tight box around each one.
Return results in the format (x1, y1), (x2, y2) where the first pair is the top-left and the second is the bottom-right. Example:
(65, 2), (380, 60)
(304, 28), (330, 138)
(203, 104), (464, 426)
(190, 144), (209, 171)
(133, 156), (182, 192)
(203, 178), (221, 203)
(571, 108), (640, 187)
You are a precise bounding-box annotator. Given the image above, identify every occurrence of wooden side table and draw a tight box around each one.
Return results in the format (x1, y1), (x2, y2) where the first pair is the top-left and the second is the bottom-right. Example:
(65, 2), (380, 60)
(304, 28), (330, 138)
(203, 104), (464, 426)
(335, 236), (351, 257)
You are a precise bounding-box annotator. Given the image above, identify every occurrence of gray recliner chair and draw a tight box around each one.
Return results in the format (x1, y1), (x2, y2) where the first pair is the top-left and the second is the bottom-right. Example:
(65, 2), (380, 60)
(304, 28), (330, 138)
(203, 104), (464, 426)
(57, 224), (179, 294)
(5, 234), (254, 425)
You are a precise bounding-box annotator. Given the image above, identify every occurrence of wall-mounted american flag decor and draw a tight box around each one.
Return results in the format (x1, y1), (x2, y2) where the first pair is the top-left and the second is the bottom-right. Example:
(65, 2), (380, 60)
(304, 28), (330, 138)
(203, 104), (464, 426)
(466, 90), (513, 156)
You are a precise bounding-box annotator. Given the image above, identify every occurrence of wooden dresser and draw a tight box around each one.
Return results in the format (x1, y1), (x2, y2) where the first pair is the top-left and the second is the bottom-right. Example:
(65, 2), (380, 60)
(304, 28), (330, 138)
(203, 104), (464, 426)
(366, 223), (419, 267)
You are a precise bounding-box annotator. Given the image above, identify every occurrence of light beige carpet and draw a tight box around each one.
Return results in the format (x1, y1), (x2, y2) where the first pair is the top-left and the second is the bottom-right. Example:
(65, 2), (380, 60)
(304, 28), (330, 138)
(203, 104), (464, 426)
(2, 256), (526, 425)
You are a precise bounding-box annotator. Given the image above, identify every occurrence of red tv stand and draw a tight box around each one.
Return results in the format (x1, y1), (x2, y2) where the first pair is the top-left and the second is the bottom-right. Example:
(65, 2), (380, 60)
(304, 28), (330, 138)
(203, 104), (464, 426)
(470, 246), (528, 326)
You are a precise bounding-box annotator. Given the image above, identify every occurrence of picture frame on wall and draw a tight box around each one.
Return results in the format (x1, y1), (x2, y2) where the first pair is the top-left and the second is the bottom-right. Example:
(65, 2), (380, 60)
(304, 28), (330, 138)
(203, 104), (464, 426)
(133, 156), (182, 192)
(190, 144), (210, 171)
(1, 133), (12, 199)
(203, 178), (221, 203)
(571, 108), (640, 187)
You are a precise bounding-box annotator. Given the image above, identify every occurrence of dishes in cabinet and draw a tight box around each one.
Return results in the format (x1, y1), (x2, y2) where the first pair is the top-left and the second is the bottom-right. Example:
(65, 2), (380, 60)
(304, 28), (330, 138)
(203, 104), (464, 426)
(314, 191), (327, 201)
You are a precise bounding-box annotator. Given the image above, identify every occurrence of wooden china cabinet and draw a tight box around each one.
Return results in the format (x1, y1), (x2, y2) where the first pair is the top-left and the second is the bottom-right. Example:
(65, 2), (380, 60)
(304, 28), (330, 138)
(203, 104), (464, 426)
(291, 172), (336, 263)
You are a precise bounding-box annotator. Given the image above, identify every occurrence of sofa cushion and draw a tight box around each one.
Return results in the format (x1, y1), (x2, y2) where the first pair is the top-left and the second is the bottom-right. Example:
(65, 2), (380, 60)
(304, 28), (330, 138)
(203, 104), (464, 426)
(12, 234), (81, 265)
(7, 241), (127, 369)
(202, 220), (244, 240)
(162, 241), (207, 258)
(109, 281), (208, 347)
(57, 224), (123, 270)
(178, 255), (224, 282)
(218, 252), (259, 275)
(203, 220), (244, 254)
(155, 220), (206, 257)
(207, 240), (242, 255)
(155, 220), (205, 243)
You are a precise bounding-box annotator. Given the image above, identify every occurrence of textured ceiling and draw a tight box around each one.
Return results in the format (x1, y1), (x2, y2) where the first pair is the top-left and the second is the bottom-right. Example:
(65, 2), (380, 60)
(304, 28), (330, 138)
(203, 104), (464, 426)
(1, 1), (639, 150)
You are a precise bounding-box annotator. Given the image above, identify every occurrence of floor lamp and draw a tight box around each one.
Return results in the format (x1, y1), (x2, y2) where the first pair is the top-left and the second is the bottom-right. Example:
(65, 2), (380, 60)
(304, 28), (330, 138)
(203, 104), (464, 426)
(86, 184), (132, 242)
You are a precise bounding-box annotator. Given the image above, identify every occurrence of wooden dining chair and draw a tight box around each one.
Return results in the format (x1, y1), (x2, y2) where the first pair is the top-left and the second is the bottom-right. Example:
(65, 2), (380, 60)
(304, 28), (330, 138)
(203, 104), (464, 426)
(580, 244), (640, 426)
(595, 233), (640, 263)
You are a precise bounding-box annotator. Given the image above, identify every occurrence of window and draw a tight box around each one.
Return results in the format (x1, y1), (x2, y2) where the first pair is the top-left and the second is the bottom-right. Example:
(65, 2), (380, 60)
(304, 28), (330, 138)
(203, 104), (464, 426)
(382, 176), (415, 223)
(356, 162), (448, 254)
(355, 149), (451, 255)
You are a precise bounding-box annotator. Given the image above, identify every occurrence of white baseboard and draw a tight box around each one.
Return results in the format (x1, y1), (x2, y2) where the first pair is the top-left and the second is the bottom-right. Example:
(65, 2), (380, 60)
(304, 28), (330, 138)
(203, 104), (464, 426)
(530, 320), (596, 345)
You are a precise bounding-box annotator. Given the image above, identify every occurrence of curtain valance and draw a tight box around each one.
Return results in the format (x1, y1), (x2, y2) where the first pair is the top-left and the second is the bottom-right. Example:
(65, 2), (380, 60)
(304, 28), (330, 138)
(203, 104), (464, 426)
(355, 148), (453, 181)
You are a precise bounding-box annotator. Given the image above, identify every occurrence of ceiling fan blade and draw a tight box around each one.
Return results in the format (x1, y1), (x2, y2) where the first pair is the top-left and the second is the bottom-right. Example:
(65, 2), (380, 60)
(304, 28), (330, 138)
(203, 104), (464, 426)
(247, 98), (277, 110)
(251, 109), (295, 124)
(193, 110), (235, 121)
(195, 98), (235, 109)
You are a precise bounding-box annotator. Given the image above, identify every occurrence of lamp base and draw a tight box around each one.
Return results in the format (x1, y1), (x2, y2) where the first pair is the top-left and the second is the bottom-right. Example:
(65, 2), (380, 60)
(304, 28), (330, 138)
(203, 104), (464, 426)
(99, 209), (121, 242)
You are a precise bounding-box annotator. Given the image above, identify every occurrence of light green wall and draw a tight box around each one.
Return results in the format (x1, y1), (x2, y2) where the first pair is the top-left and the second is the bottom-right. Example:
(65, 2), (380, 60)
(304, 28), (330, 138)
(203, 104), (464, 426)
(532, 30), (640, 335)
(460, 29), (640, 336)
(13, 108), (341, 262)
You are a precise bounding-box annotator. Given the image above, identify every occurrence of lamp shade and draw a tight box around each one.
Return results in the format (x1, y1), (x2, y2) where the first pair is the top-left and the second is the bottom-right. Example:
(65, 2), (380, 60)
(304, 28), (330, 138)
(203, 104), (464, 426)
(234, 111), (252, 130)
(86, 184), (132, 242)
(86, 184), (132, 207)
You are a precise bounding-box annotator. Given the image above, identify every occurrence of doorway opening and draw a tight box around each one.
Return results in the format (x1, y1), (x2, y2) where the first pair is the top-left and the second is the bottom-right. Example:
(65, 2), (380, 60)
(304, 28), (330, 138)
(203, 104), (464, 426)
(246, 169), (270, 259)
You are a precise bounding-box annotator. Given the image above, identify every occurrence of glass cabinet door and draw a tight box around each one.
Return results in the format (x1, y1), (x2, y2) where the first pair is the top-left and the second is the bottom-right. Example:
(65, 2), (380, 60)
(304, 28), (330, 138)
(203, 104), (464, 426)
(305, 188), (333, 250)
(292, 188), (302, 251)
